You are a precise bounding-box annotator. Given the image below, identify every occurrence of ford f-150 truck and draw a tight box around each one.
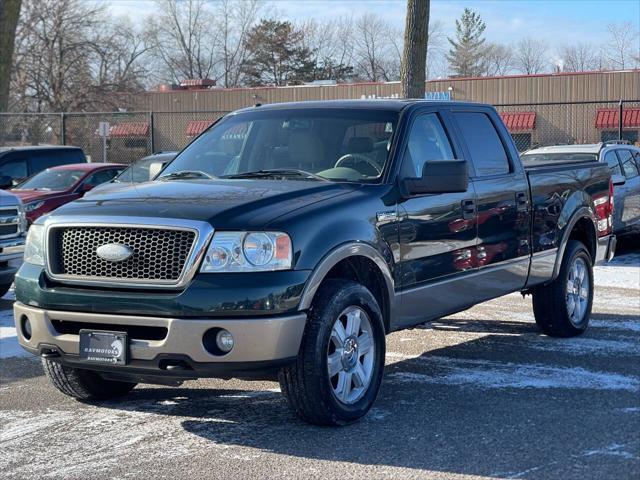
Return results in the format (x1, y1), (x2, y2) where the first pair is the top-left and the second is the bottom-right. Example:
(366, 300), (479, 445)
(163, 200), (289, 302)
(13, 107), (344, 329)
(14, 100), (616, 425)
(1, 190), (26, 297)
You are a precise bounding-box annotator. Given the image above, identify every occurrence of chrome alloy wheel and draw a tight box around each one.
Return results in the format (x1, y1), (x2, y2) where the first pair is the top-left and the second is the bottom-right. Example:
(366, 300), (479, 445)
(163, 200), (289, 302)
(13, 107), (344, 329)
(327, 306), (376, 405)
(566, 256), (589, 325)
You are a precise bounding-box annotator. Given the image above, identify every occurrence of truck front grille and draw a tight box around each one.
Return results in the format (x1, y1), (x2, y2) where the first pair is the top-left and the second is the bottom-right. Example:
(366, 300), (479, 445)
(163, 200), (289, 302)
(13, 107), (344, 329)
(48, 226), (197, 284)
(0, 208), (20, 239)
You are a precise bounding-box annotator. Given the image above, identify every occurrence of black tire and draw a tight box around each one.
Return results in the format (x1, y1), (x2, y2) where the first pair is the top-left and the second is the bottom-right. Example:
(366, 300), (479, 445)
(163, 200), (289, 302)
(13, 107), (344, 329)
(0, 283), (11, 299)
(532, 240), (594, 337)
(41, 358), (137, 400)
(278, 279), (386, 426)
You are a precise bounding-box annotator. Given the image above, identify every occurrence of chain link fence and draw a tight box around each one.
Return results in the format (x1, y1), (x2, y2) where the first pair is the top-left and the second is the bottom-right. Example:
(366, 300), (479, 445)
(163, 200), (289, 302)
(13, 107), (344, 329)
(1, 101), (638, 163)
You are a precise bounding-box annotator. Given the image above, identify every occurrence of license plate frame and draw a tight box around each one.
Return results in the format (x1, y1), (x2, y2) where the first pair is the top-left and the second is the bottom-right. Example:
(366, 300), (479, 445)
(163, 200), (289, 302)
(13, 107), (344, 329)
(79, 329), (128, 365)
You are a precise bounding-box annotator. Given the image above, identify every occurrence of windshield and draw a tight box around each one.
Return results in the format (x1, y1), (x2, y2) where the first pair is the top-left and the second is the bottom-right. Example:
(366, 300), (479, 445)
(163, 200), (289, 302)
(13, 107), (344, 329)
(160, 108), (398, 182)
(521, 152), (598, 165)
(15, 168), (86, 191)
(115, 157), (161, 183)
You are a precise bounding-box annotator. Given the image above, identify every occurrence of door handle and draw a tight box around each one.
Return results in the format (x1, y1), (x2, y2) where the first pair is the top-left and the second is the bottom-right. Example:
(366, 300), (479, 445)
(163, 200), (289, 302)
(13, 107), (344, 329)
(461, 199), (476, 220)
(516, 191), (529, 212)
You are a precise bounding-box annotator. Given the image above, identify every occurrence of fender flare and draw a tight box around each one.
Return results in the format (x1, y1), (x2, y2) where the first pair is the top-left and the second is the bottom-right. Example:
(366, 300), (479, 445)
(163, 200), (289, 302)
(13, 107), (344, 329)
(297, 242), (395, 317)
(551, 207), (598, 279)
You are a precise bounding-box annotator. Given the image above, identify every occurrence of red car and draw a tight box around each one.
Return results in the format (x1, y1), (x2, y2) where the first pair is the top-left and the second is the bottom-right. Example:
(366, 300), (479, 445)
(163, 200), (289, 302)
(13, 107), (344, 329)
(11, 163), (124, 223)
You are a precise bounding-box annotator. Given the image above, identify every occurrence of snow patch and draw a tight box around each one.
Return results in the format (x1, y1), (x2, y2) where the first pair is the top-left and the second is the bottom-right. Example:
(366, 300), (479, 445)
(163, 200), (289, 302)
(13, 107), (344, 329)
(387, 354), (640, 392)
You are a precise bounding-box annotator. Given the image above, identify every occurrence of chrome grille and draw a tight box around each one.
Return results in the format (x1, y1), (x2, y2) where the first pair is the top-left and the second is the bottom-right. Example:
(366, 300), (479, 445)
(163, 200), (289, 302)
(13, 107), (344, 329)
(49, 226), (197, 283)
(0, 208), (20, 239)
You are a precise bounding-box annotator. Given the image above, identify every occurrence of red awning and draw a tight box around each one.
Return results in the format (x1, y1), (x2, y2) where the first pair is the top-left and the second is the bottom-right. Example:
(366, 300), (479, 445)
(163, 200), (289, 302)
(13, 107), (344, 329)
(595, 108), (640, 129)
(185, 120), (215, 137)
(499, 112), (536, 131)
(109, 122), (149, 137)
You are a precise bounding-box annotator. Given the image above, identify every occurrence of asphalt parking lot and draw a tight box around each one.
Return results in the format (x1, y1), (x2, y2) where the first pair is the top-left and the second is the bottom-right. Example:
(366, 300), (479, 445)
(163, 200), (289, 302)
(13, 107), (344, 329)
(1, 245), (639, 480)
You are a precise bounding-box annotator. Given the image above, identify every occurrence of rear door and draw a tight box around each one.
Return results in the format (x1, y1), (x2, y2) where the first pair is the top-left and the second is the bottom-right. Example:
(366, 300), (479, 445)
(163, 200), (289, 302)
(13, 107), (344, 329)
(450, 107), (531, 295)
(615, 148), (640, 230)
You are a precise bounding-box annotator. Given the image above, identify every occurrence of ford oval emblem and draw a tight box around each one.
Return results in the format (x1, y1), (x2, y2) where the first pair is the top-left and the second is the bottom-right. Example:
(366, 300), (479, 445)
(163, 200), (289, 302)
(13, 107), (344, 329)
(96, 243), (133, 262)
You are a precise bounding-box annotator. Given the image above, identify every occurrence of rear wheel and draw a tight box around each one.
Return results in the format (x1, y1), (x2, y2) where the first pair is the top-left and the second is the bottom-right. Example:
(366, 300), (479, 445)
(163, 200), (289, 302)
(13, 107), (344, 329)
(532, 240), (593, 337)
(278, 279), (385, 426)
(42, 358), (137, 400)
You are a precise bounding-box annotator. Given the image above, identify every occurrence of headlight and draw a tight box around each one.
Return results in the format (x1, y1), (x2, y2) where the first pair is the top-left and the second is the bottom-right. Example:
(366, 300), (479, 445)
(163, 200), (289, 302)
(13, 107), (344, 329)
(200, 231), (292, 272)
(24, 201), (45, 212)
(24, 224), (45, 266)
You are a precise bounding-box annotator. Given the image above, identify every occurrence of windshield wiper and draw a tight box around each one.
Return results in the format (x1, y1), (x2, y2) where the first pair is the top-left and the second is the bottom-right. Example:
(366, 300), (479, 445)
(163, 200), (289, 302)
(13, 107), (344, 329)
(223, 169), (328, 181)
(158, 170), (216, 181)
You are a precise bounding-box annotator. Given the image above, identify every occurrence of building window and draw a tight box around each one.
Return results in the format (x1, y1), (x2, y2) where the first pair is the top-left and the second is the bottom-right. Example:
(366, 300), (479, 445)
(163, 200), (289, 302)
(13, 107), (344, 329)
(601, 130), (639, 144)
(511, 133), (532, 151)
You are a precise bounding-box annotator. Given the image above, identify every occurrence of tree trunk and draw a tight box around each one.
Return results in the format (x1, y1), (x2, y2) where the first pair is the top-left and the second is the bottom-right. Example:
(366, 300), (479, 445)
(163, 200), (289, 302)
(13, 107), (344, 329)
(0, 0), (21, 112)
(400, 0), (429, 99)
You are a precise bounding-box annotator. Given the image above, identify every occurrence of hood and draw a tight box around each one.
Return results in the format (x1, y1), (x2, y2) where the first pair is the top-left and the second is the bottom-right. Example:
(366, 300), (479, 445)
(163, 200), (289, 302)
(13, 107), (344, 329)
(12, 189), (67, 204)
(53, 179), (356, 229)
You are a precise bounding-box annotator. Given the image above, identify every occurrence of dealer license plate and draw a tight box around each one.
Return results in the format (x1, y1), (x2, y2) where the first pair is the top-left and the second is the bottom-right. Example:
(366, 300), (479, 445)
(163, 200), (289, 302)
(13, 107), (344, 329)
(79, 330), (128, 365)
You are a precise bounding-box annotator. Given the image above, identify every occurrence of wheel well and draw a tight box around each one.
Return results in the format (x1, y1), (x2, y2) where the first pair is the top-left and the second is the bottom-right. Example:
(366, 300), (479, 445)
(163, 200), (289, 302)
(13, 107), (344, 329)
(568, 217), (596, 263)
(321, 256), (391, 333)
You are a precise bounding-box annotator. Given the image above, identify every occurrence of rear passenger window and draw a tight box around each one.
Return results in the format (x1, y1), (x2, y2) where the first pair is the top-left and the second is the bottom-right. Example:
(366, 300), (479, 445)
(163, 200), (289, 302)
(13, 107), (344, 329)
(400, 113), (454, 178)
(617, 150), (639, 179)
(604, 151), (622, 175)
(453, 112), (510, 176)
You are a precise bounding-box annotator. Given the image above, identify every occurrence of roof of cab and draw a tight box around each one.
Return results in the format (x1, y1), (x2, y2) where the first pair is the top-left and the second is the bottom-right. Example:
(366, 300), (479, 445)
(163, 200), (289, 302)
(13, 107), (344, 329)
(0, 145), (84, 154)
(233, 99), (487, 114)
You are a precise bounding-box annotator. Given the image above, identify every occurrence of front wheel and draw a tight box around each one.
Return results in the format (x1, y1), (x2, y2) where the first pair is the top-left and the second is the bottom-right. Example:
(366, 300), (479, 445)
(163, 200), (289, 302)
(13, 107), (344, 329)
(278, 280), (386, 426)
(532, 240), (594, 337)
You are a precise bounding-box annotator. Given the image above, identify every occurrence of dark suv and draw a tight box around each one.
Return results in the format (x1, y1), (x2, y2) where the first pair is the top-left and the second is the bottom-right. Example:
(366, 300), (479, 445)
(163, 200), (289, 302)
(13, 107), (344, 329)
(0, 146), (87, 188)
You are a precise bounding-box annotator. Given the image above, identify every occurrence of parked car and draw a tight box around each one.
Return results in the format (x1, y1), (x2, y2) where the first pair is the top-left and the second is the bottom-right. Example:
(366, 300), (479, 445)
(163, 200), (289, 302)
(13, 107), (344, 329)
(0, 146), (87, 189)
(14, 100), (615, 426)
(89, 152), (177, 195)
(11, 163), (124, 224)
(0, 190), (26, 297)
(522, 142), (640, 237)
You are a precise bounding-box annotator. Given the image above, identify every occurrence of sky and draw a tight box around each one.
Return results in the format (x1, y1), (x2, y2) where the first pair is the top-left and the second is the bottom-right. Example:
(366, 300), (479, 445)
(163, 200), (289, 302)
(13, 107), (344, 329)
(104, 0), (640, 54)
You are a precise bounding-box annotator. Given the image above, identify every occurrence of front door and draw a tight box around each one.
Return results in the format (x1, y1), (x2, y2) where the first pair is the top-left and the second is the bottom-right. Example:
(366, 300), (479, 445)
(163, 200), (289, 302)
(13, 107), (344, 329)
(396, 110), (478, 327)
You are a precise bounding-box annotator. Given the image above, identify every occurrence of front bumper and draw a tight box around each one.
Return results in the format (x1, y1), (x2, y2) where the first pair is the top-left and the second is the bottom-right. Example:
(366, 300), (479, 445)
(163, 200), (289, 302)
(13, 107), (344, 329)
(0, 239), (25, 284)
(14, 302), (306, 379)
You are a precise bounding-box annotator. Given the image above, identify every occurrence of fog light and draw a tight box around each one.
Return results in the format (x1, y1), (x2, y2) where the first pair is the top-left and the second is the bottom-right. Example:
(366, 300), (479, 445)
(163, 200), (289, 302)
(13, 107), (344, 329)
(216, 329), (234, 353)
(21, 315), (32, 340)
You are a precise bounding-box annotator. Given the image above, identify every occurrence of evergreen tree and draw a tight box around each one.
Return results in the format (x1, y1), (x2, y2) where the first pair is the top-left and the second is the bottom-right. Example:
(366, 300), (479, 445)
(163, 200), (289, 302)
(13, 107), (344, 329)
(446, 8), (486, 77)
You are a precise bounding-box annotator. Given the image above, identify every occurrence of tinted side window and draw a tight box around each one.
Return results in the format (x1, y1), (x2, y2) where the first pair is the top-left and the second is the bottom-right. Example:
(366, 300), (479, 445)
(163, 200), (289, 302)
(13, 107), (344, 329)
(617, 149), (639, 179)
(85, 169), (120, 187)
(400, 113), (454, 178)
(604, 150), (622, 175)
(0, 158), (28, 181)
(454, 112), (510, 176)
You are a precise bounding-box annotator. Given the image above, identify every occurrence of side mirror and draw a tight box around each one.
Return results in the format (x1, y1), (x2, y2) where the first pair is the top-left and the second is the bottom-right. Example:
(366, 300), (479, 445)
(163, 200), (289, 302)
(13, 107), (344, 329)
(0, 176), (13, 189)
(148, 161), (166, 180)
(401, 160), (469, 196)
(612, 174), (626, 186)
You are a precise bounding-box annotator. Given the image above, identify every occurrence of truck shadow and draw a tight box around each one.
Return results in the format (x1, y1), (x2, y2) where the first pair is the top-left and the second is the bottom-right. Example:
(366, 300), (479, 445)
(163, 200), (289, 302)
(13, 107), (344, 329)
(100, 312), (639, 479)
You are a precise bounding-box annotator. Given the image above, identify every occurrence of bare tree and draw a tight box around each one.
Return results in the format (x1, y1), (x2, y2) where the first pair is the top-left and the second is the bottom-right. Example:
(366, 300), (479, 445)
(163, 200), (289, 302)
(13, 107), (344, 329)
(146, 0), (220, 83)
(10, 0), (148, 112)
(400, 0), (429, 98)
(603, 22), (640, 69)
(426, 20), (448, 78)
(216, 0), (261, 87)
(352, 13), (401, 81)
(298, 17), (356, 82)
(559, 43), (601, 72)
(513, 37), (548, 74)
(0, 0), (21, 112)
(482, 42), (513, 76)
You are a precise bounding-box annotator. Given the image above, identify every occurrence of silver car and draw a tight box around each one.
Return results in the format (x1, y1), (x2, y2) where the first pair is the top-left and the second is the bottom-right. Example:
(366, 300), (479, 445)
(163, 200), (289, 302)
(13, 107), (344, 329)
(522, 142), (640, 238)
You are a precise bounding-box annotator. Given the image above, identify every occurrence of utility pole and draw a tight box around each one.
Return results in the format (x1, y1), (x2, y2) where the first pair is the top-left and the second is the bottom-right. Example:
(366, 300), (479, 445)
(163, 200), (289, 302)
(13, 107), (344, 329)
(400, 0), (430, 99)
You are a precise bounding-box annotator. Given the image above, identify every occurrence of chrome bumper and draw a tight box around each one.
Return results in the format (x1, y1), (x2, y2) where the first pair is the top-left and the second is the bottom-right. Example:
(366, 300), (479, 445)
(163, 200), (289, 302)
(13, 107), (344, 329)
(14, 302), (306, 364)
(0, 238), (25, 262)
